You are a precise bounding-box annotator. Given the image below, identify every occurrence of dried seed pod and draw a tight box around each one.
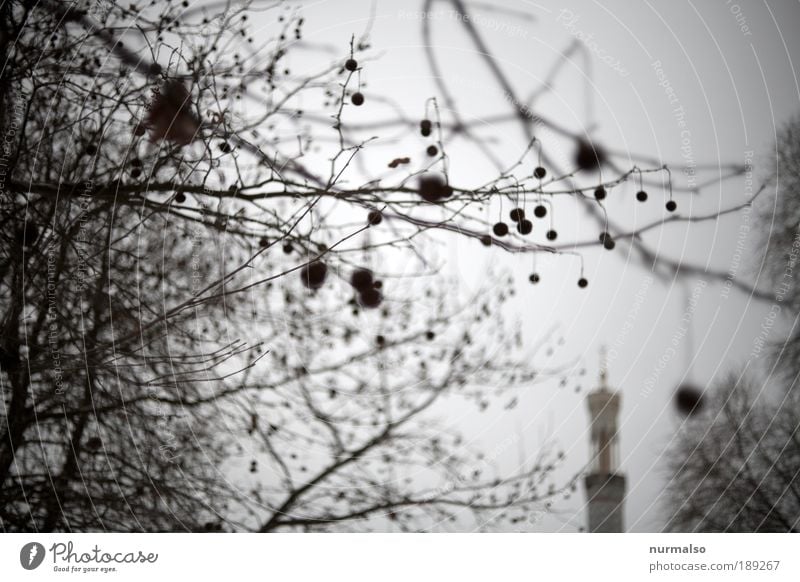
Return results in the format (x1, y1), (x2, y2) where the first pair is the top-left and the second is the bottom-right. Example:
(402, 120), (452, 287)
(350, 268), (374, 291)
(675, 384), (704, 416)
(144, 80), (200, 146)
(300, 261), (328, 290)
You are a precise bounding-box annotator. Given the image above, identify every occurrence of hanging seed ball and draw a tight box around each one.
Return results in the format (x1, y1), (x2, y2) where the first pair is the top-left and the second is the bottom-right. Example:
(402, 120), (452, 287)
(546, 229), (558, 241)
(574, 139), (606, 171)
(86, 144), (97, 155)
(425, 330), (435, 341)
(175, 191), (186, 203)
(134, 124), (146, 136)
(350, 268), (374, 291)
(577, 277), (588, 288)
(420, 119), (432, 137)
(529, 273), (540, 284)
(517, 219), (533, 235)
(480, 234), (492, 246)
(351, 92), (365, 106)
(594, 186), (606, 201)
(376, 335), (386, 347)
(367, 210), (383, 225)
(534, 205), (547, 218)
(373, 280), (383, 289)
(675, 384), (704, 416)
(426, 145), (438, 157)
(666, 200), (677, 212)
(282, 243), (293, 254)
(259, 236), (269, 248)
(636, 190), (648, 202)
(418, 174), (452, 203)
(131, 158), (142, 168)
(87, 436), (102, 451)
(219, 141), (232, 153)
(603, 238), (616, 250)
(300, 261), (328, 290)
(130, 167), (141, 178)
(598, 231), (611, 243)
(493, 222), (509, 237)
(345, 58), (358, 71)
(358, 287), (383, 308)
(509, 208), (525, 222)
(534, 166), (547, 179)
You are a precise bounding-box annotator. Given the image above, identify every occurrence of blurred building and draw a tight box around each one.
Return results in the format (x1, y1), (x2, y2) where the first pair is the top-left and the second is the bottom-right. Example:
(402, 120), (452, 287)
(584, 353), (626, 532)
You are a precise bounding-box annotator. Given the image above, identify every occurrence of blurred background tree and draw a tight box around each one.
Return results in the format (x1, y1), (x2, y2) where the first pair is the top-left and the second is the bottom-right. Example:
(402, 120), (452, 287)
(664, 372), (800, 532)
(663, 116), (800, 533)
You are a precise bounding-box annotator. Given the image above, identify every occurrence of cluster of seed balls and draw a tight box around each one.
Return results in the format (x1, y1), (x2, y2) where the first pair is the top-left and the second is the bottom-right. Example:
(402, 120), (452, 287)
(298, 259), (383, 309)
(349, 268), (383, 308)
(489, 166), (552, 240)
(345, 58), (365, 106)
(420, 118), (439, 157)
(489, 203), (548, 240)
(291, 206), (388, 304)
(595, 183), (677, 212)
(484, 168), (678, 288)
(411, 119), (446, 199)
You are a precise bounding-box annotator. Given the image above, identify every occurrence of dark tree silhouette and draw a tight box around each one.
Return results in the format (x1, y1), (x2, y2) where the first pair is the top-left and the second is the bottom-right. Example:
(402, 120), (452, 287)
(0, 0), (750, 531)
(664, 116), (800, 533)
(664, 373), (800, 532)
(760, 115), (800, 377)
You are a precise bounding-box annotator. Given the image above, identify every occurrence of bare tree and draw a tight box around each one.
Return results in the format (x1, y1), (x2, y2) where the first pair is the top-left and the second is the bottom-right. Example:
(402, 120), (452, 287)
(664, 116), (800, 533)
(0, 0), (749, 531)
(759, 114), (800, 377)
(664, 372), (800, 532)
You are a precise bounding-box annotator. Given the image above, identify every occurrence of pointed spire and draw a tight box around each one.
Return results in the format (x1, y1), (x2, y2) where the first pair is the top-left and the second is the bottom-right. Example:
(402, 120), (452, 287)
(599, 345), (608, 389)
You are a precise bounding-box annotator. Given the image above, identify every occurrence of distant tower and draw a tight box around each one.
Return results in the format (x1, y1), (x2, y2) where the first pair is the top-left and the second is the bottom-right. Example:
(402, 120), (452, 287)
(584, 348), (626, 532)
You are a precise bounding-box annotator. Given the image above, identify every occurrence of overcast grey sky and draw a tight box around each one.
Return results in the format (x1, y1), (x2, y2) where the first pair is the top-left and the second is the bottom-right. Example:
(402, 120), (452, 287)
(250, 0), (800, 531)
